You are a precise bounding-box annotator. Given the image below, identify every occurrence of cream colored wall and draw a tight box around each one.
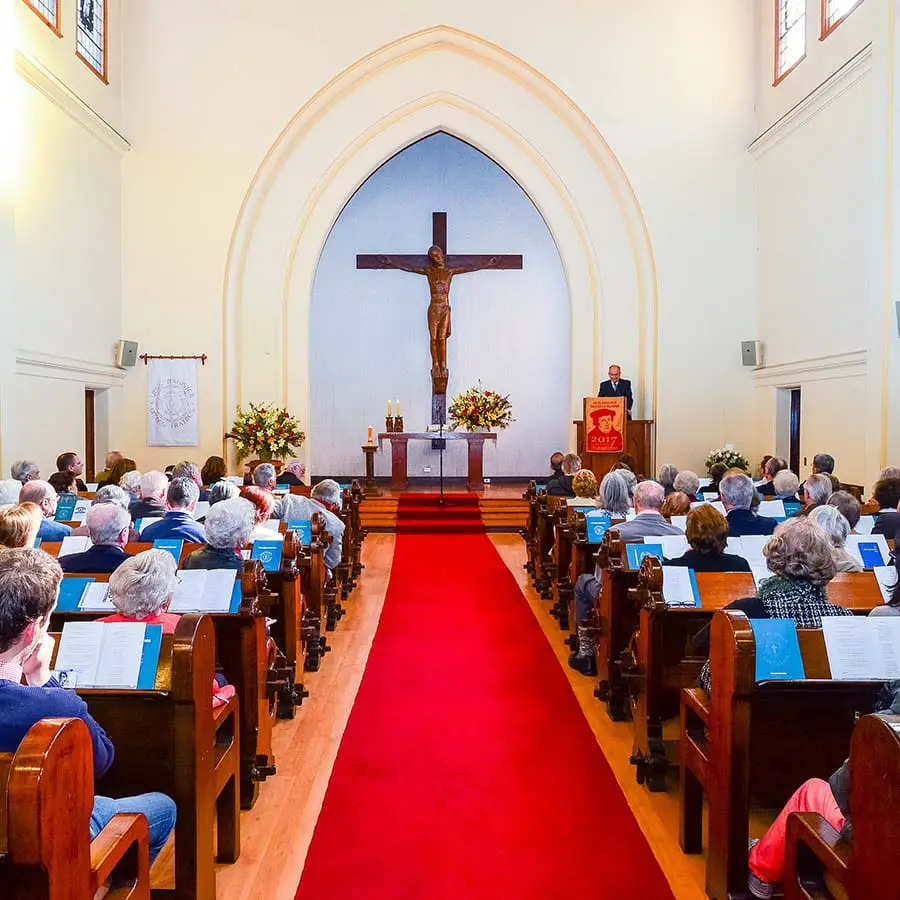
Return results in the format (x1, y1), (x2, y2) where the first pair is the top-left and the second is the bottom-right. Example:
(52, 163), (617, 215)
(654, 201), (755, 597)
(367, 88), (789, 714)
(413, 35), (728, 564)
(2, 0), (127, 477)
(119, 1), (758, 476)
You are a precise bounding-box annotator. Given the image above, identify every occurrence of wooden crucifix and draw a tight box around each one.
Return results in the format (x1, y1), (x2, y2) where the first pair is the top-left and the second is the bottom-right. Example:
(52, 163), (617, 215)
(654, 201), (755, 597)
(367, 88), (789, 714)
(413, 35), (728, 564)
(357, 212), (523, 423)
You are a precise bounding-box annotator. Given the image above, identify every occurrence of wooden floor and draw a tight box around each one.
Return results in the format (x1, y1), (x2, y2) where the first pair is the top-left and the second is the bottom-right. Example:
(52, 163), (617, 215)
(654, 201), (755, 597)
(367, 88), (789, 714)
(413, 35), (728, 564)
(186, 532), (710, 900)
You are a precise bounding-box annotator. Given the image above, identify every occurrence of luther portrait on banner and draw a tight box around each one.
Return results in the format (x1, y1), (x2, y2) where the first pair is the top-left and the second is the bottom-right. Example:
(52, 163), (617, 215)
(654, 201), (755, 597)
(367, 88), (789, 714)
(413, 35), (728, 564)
(147, 358), (200, 447)
(584, 396), (626, 454)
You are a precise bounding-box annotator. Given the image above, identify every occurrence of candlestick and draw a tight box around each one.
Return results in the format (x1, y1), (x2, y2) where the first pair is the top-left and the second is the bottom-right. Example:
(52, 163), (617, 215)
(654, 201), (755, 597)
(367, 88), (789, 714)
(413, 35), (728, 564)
(386, 416), (394, 434)
(387, 400), (392, 417)
(367, 425), (374, 445)
(396, 399), (401, 417)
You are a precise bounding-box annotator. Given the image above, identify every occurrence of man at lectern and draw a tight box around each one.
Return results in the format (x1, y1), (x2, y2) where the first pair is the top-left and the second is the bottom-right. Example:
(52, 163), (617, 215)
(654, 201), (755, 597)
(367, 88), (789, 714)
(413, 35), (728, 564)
(598, 364), (633, 417)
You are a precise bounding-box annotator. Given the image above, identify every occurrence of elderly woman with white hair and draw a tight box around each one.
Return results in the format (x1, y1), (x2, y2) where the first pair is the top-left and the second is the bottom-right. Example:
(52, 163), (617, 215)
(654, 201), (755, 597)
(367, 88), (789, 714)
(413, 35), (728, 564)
(279, 479), (346, 573)
(120, 470), (143, 502)
(657, 464), (678, 496)
(673, 470), (700, 501)
(279, 459), (306, 487)
(182, 497), (255, 571)
(100, 549), (181, 632)
(596, 471), (630, 517)
(9, 460), (40, 484)
(808, 505), (861, 573)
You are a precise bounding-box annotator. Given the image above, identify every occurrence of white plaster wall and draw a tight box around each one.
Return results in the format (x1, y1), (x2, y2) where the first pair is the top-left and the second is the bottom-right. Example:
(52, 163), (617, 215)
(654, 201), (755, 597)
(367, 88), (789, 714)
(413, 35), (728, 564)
(119, 1), (758, 477)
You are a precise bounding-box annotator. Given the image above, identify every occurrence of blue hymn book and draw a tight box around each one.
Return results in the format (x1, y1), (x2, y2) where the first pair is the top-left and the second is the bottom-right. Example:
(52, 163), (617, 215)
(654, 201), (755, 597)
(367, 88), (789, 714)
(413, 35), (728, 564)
(751, 619), (805, 682)
(626, 543), (663, 569)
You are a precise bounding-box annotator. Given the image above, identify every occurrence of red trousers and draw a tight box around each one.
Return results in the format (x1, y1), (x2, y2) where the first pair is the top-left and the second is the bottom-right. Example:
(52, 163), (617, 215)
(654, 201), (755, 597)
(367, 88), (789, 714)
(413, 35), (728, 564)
(749, 778), (845, 883)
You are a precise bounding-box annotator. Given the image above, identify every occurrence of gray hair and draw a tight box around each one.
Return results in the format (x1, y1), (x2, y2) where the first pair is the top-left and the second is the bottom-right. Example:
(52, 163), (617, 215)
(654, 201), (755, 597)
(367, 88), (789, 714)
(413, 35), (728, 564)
(764, 456), (788, 479)
(813, 453), (835, 474)
(633, 479), (664, 511)
(205, 498), (255, 549)
(120, 471), (142, 497)
(719, 473), (754, 510)
(827, 490), (861, 530)
(209, 481), (239, 505)
(10, 460), (40, 483)
(657, 464), (678, 491)
(253, 464), (276, 488)
(166, 477), (199, 510)
(673, 470), (700, 496)
(808, 505), (851, 549)
(311, 479), (342, 509)
(19, 480), (54, 507)
(93, 485), (131, 510)
(804, 474), (833, 506)
(285, 459), (306, 478)
(0, 480), (21, 505)
(86, 503), (131, 545)
(764, 518), (836, 586)
(880, 466), (900, 481)
(108, 550), (177, 619)
(773, 470), (800, 497)
(140, 471), (168, 501)
(561, 453), (582, 476)
(172, 461), (202, 486)
(599, 471), (630, 515)
(618, 468), (638, 500)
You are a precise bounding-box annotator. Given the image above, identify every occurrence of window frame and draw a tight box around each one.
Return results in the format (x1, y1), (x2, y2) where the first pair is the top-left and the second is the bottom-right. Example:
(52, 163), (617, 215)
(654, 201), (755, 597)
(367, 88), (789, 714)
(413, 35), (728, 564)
(21, 0), (62, 38)
(774, 0), (807, 87)
(75, 0), (109, 84)
(820, 0), (864, 40)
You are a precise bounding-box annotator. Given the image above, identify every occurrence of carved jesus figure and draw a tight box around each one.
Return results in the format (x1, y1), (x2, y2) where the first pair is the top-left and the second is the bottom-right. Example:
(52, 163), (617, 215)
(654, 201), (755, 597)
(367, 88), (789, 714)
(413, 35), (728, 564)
(379, 246), (500, 393)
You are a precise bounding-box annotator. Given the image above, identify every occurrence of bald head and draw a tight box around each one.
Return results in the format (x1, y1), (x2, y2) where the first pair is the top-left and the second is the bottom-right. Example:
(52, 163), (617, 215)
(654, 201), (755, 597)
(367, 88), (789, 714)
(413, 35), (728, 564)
(20, 480), (57, 520)
(86, 503), (131, 546)
(633, 480), (664, 512)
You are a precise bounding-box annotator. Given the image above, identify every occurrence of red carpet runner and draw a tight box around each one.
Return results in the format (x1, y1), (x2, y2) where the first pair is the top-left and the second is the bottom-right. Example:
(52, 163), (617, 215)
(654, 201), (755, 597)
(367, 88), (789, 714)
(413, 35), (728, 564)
(295, 494), (675, 899)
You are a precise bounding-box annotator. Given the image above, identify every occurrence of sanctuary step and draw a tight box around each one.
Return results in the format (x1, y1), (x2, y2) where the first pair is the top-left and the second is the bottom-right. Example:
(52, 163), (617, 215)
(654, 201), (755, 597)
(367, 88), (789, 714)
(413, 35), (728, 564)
(359, 495), (527, 532)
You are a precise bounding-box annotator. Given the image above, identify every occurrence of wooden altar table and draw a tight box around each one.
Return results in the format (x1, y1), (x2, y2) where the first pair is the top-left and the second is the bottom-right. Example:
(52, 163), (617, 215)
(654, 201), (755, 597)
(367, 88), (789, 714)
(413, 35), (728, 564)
(377, 432), (497, 491)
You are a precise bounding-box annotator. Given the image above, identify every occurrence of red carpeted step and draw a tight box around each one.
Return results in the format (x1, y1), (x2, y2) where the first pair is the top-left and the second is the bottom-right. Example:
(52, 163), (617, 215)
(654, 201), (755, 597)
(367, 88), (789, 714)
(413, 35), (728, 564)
(294, 494), (675, 899)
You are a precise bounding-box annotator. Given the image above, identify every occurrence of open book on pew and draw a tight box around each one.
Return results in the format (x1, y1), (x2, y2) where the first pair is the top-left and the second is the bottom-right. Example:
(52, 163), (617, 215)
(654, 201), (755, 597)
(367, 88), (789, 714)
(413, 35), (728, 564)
(54, 621), (162, 689)
(57, 577), (116, 611)
(822, 617), (900, 679)
(756, 499), (786, 520)
(287, 519), (312, 544)
(845, 534), (891, 569)
(251, 540), (283, 572)
(585, 512), (612, 544)
(169, 569), (242, 613)
(691, 500), (726, 516)
(874, 565), (899, 604)
(661, 567), (700, 607)
(58, 536), (91, 558)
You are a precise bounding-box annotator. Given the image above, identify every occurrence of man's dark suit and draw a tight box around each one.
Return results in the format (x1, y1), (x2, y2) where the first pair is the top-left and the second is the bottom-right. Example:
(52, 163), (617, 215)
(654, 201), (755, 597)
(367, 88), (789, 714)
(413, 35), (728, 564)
(59, 544), (132, 574)
(598, 378), (633, 414)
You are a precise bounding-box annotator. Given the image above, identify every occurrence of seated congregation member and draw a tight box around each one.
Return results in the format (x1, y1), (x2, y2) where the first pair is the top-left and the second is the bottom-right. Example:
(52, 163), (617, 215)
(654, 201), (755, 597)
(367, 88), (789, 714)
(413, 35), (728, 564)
(870, 553), (900, 617)
(544, 452), (565, 494)
(107, 457), (137, 492)
(569, 481), (683, 676)
(808, 505), (861, 573)
(619, 454), (638, 472)
(94, 450), (123, 487)
(19, 480), (71, 541)
(546, 453), (581, 498)
(0, 479), (21, 506)
(101, 549), (181, 632)
(721, 473), (777, 537)
(694, 518), (852, 674)
(129, 471), (168, 523)
(71, 485), (141, 542)
(660, 491), (691, 518)
(871, 477), (900, 539)
(279, 459), (306, 487)
(278, 480), (346, 573)
(140, 477), (205, 543)
(757, 456), (788, 497)
(664, 505), (751, 573)
(252, 462), (278, 494)
(569, 469), (599, 505)
(55, 451), (87, 492)
(120, 470), (142, 503)
(60, 504), (132, 574)
(10, 459), (40, 484)
(771, 469), (801, 503)
(48, 470), (77, 497)
(0, 550), (176, 863)
(701, 462), (728, 496)
(812, 452), (836, 479)
(171, 460), (210, 501)
(200, 455), (226, 486)
(745, 681), (900, 899)
(241, 486), (281, 540)
(196, 480), (240, 524)
(672, 469), (700, 501)
(0, 502), (43, 549)
(828, 489), (862, 532)
(799, 473), (835, 517)
(880, 465), (900, 480)
(595, 471), (630, 518)
(182, 497), (254, 571)
(657, 463), (678, 496)
(618, 467), (638, 505)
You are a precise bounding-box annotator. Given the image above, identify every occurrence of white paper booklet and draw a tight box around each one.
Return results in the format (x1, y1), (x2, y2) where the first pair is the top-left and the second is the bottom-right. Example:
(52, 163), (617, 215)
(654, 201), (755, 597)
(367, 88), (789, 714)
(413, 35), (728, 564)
(648, 535), (689, 559)
(55, 621), (146, 688)
(661, 567), (696, 607)
(822, 617), (900, 680)
(193, 501), (210, 521)
(671, 515), (688, 532)
(757, 500), (786, 519)
(845, 534), (891, 569)
(691, 500), (726, 516)
(169, 569), (237, 613)
(874, 566), (898, 605)
(138, 517), (163, 533)
(71, 497), (92, 523)
(856, 516), (876, 536)
(58, 536), (91, 557)
(78, 583), (116, 611)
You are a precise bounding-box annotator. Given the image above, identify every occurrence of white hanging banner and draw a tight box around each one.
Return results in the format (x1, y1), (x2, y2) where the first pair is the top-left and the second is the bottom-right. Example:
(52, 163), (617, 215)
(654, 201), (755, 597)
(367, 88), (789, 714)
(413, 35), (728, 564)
(147, 359), (199, 447)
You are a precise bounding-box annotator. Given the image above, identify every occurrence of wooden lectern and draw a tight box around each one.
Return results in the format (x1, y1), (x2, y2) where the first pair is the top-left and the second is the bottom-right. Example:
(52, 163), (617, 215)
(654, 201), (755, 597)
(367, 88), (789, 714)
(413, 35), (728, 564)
(574, 402), (654, 479)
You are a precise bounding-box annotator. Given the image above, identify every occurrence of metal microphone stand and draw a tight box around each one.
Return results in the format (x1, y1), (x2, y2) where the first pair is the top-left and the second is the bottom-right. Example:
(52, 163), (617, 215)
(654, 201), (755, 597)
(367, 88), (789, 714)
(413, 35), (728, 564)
(438, 419), (445, 505)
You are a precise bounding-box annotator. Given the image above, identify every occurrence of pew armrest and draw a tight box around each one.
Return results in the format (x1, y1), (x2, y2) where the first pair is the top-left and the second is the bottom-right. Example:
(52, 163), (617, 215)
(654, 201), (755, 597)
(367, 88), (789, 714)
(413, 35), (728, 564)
(681, 687), (710, 726)
(783, 812), (850, 900)
(89, 812), (151, 895)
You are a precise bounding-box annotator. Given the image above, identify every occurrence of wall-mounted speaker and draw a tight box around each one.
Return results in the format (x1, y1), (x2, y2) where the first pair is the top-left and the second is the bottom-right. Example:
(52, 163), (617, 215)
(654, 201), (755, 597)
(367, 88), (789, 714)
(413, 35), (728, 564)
(115, 340), (138, 368)
(741, 340), (762, 368)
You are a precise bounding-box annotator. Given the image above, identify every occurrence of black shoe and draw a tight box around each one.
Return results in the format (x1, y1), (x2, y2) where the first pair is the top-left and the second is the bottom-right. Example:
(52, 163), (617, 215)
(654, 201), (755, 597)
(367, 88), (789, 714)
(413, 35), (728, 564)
(567, 652), (597, 677)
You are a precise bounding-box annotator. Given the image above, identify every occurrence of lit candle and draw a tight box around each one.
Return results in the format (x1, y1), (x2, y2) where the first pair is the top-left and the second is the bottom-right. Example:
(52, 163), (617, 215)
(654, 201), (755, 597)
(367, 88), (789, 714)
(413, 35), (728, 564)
(396, 399), (401, 417)
(367, 425), (374, 444)
(387, 400), (392, 417)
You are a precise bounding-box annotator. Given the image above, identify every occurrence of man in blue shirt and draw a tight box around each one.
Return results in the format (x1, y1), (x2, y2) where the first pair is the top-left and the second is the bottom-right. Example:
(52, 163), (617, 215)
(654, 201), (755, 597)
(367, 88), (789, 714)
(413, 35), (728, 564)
(0, 549), (176, 862)
(20, 480), (72, 541)
(141, 477), (206, 543)
(60, 503), (132, 574)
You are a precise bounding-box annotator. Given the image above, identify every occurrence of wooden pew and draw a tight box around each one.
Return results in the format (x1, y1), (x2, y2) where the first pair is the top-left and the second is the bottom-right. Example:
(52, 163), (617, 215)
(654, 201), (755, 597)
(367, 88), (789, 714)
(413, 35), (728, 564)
(296, 512), (333, 670)
(679, 610), (885, 900)
(1, 717), (151, 900)
(549, 509), (579, 631)
(520, 481), (539, 579)
(532, 494), (562, 601)
(349, 481), (367, 586)
(626, 561), (884, 792)
(784, 714), (900, 900)
(49, 614), (239, 900)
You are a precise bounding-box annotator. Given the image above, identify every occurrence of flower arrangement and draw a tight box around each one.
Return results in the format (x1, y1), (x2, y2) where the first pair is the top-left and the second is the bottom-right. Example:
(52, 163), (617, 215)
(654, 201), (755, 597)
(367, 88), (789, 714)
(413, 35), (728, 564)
(705, 446), (750, 473)
(228, 403), (305, 461)
(448, 385), (514, 432)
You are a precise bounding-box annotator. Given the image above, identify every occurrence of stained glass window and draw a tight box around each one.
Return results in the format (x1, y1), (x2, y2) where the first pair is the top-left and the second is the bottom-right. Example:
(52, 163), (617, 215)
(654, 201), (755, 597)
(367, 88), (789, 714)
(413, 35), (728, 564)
(775, 0), (806, 84)
(76, 0), (107, 82)
(823, 0), (864, 37)
(22, 0), (60, 35)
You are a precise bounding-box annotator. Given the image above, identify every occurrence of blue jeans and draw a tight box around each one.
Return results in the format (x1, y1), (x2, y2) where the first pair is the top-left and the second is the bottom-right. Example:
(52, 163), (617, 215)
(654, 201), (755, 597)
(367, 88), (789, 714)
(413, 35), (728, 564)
(91, 793), (177, 863)
(575, 573), (601, 625)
